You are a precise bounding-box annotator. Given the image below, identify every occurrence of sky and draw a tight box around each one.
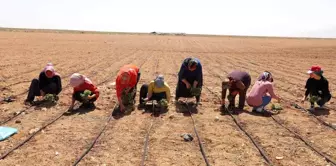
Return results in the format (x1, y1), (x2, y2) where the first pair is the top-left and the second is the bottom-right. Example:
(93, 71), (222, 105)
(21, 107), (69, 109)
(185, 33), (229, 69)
(0, 0), (336, 38)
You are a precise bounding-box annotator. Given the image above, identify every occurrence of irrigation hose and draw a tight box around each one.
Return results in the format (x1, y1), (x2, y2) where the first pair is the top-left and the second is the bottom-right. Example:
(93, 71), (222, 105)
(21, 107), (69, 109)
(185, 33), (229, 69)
(140, 102), (155, 166)
(185, 101), (211, 166)
(72, 104), (118, 166)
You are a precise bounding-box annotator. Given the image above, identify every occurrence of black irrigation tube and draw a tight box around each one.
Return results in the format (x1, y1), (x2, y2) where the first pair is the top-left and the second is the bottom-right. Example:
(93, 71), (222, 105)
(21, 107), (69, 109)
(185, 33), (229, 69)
(72, 54), (152, 165)
(141, 54), (160, 166)
(140, 102), (155, 166)
(0, 107), (31, 125)
(72, 104), (117, 166)
(0, 107), (69, 159)
(286, 101), (336, 131)
(270, 115), (336, 165)
(184, 100), (211, 166)
(203, 86), (273, 165)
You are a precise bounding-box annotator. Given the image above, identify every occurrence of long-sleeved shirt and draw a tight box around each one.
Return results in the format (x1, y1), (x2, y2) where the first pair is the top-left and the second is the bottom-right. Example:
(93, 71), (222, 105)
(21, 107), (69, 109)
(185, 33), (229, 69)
(148, 81), (171, 101)
(73, 79), (100, 98)
(304, 77), (330, 97)
(246, 80), (278, 107)
(116, 64), (140, 98)
(38, 72), (62, 95)
(222, 70), (251, 100)
(178, 58), (203, 85)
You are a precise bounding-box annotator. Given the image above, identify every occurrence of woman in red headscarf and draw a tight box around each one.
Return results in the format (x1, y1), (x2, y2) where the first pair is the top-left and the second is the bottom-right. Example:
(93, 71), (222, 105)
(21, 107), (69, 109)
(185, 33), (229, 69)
(25, 63), (62, 105)
(115, 64), (141, 112)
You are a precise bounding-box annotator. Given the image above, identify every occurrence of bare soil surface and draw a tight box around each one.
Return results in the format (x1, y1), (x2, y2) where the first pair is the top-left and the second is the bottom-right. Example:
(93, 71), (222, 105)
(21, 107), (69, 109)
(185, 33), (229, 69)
(0, 31), (335, 166)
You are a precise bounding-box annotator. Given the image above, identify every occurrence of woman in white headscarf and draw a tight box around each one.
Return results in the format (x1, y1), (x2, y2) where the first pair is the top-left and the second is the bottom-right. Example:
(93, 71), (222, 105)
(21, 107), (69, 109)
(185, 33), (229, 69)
(25, 63), (62, 105)
(69, 73), (99, 110)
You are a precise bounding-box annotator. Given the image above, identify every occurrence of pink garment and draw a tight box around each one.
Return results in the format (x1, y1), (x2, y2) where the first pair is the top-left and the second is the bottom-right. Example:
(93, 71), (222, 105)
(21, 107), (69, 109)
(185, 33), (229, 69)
(246, 80), (278, 107)
(43, 63), (59, 77)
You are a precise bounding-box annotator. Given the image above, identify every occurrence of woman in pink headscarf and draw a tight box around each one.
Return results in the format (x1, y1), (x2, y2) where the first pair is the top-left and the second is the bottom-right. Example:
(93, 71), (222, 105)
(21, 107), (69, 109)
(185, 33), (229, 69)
(25, 63), (62, 105)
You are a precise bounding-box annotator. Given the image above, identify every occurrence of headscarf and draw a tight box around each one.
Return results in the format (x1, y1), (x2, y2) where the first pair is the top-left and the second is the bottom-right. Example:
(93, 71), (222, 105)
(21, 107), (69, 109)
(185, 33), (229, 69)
(70, 73), (91, 87)
(187, 58), (198, 69)
(154, 74), (165, 88)
(43, 63), (56, 77)
(258, 71), (273, 82)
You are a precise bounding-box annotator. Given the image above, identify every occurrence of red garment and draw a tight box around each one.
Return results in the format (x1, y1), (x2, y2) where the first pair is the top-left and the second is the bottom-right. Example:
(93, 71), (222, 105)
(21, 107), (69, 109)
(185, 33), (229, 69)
(73, 80), (100, 98)
(116, 64), (139, 98)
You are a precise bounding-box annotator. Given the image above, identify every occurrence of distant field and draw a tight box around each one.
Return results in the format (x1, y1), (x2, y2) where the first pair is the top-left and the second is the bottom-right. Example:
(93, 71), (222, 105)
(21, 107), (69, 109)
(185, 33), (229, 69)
(0, 30), (335, 166)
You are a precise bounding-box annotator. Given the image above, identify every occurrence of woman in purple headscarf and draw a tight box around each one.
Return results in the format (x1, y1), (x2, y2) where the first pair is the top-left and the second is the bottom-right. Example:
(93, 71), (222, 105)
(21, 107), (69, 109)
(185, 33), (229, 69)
(246, 71), (281, 114)
(25, 63), (62, 105)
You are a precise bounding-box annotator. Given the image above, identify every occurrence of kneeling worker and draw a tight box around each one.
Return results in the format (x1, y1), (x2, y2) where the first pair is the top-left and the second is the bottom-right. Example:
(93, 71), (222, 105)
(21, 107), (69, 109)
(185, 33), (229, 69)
(140, 74), (171, 107)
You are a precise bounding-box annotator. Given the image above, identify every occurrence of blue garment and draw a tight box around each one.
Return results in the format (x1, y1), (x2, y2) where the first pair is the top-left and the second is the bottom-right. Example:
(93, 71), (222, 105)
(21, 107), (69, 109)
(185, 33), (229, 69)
(178, 58), (203, 86)
(253, 96), (271, 110)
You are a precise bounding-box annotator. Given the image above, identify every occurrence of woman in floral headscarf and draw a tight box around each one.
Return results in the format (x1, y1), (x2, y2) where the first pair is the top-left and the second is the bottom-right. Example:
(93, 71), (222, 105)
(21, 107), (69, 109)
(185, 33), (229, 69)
(25, 63), (62, 105)
(69, 73), (99, 110)
(246, 71), (281, 114)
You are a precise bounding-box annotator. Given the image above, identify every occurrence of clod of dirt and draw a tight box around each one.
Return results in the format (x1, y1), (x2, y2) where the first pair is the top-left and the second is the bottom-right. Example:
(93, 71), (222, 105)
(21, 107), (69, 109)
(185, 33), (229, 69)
(332, 123), (336, 128)
(276, 156), (284, 160)
(29, 128), (40, 134)
(169, 114), (175, 119)
(22, 112), (26, 115)
(181, 133), (193, 142)
(15, 120), (21, 124)
(55, 151), (59, 156)
(215, 116), (219, 122)
(42, 108), (47, 111)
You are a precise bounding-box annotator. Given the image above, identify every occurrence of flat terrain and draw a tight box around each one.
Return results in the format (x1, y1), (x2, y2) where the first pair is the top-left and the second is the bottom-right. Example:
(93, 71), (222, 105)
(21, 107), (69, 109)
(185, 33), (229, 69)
(0, 31), (335, 166)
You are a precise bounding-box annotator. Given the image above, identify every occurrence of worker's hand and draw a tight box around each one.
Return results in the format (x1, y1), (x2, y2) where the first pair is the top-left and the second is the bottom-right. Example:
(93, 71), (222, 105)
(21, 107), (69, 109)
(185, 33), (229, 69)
(87, 95), (95, 100)
(221, 99), (225, 106)
(143, 98), (149, 102)
(69, 104), (74, 111)
(40, 90), (45, 97)
(186, 83), (191, 89)
(301, 97), (306, 103)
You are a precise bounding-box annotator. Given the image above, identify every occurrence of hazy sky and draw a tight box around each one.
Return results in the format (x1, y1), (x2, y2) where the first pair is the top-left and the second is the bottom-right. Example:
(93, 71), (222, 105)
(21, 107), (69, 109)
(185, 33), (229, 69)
(0, 0), (336, 38)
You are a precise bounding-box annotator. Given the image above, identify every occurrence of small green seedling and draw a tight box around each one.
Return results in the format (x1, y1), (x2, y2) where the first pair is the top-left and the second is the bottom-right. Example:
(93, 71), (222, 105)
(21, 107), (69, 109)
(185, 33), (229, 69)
(80, 90), (92, 101)
(44, 94), (56, 103)
(271, 103), (283, 110)
(159, 99), (168, 107)
(309, 95), (320, 103)
(190, 88), (201, 96)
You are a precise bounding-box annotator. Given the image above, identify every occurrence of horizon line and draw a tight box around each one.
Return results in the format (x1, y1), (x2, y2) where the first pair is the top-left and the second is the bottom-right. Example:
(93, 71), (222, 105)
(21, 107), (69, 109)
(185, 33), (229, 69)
(1, 26), (336, 40)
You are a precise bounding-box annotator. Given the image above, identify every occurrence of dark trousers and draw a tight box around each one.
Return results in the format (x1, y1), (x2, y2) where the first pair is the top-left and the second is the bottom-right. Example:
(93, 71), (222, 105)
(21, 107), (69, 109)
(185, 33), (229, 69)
(139, 84), (167, 103)
(26, 79), (58, 102)
(73, 91), (97, 103)
(175, 80), (202, 102)
(229, 81), (251, 109)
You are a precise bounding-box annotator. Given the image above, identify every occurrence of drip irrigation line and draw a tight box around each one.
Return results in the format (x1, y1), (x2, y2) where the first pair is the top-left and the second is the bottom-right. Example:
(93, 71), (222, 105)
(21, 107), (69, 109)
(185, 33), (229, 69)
(270, 116), (336, 165)
(0, 108), (69, 160)
(184, 101), (211, 166)
(72, 104), (117, 166)
(285, 100), (336, 130)
(203, 86), (273, 165)
(140, 102), (155, 166)
(0, 107), (31, 125)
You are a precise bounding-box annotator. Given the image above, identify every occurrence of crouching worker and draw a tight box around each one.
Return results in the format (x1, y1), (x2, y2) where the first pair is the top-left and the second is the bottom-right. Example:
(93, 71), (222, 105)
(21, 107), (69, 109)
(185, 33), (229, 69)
(25, 63), (62, 105)
(302, 65), (331, 110)
(115, 64), (141, 113)
(139, 75), (171, 108)
(69, 73), (99, 110)
(175, 57), (203, 106)
(221, 70), (251, 111)
(246, 71), (281, 114)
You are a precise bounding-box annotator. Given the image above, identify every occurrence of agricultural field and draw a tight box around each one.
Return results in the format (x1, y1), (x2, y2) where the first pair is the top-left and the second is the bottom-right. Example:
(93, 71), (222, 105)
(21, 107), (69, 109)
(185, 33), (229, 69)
(0, 30), (335, 166)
